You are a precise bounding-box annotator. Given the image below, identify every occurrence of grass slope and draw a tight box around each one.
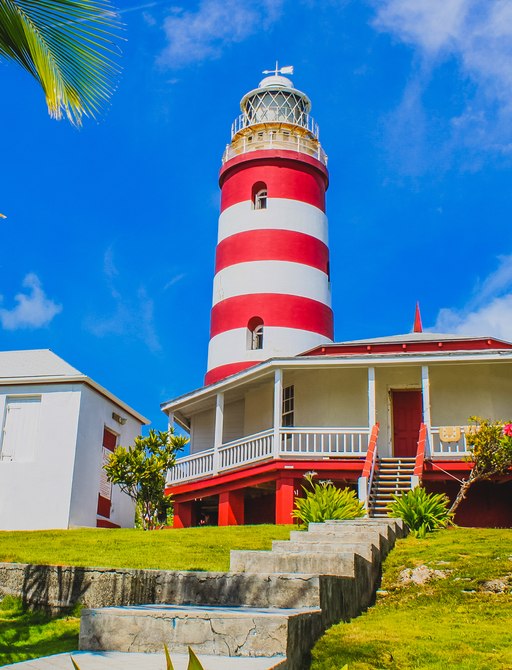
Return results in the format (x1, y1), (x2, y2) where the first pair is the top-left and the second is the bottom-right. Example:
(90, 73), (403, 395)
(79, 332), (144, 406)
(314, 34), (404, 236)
(311, 528), (512, 670)
(0, 596), (79, 666)
(0, 525), (293, 572)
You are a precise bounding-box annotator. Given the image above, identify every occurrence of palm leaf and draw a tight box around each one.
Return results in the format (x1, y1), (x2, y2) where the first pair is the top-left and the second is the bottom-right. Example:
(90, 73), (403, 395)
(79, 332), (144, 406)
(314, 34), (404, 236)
(0, 0), (122, 125)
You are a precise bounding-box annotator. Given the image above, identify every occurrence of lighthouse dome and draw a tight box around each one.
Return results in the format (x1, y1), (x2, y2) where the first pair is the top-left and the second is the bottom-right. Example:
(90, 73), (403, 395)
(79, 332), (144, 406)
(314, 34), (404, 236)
(239, 74), (312, 131)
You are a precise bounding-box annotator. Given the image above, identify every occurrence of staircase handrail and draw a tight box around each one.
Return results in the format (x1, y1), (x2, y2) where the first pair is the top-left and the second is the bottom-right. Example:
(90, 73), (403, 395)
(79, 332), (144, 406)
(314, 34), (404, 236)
(414, 423), (427, 481)
(362, 423), (380, 503)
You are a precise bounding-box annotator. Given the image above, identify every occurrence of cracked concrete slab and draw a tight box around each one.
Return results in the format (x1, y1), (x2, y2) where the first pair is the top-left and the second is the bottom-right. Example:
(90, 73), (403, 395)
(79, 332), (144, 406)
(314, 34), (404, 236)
(2, 651), (286, 669)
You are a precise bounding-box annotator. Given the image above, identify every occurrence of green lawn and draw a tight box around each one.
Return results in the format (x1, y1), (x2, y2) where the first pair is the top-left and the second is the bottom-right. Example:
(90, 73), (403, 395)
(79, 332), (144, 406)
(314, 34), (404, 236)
(2, 526), (512, 669)
(0, 525), (293, 572)
(0, 596), (79, 666)
(311, 527), (512, 670)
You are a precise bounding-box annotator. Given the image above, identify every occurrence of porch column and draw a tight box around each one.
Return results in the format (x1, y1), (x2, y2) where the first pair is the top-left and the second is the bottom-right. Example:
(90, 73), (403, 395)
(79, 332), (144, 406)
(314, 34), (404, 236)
(173, 501), (194, 528)
(213, 392), (224, 475)
(421, 366), (431, 429)
(273, 368), (283, 459)
(218, 490), (245, 526)
(276, 477), (295, 524)
(367, 367), (376, 426)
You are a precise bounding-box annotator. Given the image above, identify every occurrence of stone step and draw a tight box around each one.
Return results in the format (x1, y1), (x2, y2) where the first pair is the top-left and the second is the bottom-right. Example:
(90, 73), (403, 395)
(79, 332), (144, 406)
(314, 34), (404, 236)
(271, 540), (380, 562)
(80, 604), (322, 669)
(2, 651), (286, 669)
(288, 531), (391, 559)
(230, 550), (360, 577)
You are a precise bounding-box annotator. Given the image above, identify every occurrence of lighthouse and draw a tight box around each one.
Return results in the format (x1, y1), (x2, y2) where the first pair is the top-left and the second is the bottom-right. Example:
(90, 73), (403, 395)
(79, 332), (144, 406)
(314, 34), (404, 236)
(205, 67), (334, 385)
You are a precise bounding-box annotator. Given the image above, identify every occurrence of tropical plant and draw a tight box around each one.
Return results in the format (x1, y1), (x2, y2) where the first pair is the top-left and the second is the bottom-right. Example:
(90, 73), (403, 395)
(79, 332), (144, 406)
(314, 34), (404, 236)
(0, 0), (122, 125)
(292, 473), (365, 525)
(388, 487), (452, 538)
(71, 645), (206, 669)
(104, 429), (188, 530)
(450, 416), (512, 515)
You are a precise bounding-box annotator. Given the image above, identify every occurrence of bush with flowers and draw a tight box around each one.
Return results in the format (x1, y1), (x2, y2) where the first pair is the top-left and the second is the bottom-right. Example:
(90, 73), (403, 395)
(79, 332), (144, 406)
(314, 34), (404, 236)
(450, 416), (512, 515)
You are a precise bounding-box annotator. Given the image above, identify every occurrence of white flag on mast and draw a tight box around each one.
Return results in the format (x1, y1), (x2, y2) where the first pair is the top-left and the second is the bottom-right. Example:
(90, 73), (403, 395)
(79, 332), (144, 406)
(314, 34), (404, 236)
(280, 65), (294, 75)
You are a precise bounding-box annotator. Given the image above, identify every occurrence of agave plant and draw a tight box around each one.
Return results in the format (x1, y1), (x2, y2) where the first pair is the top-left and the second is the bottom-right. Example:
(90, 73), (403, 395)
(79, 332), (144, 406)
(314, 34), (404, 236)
(388, 487), (452, 538)
(0, 0), (122, 125)
(71, 645), (206, 669)
(292, 473), (365, 525)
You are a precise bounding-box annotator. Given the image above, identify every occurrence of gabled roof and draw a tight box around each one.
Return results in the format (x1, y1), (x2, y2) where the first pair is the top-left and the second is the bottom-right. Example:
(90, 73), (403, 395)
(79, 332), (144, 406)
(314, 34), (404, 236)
(303, 333), (512, 357)
(0, 349), (82, 379)
(0, 349), (149, 425)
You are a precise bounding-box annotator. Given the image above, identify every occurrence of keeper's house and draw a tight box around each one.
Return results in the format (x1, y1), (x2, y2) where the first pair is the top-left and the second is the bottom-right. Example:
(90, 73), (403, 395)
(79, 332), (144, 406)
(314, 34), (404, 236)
(162, 70), (512, 528)
(0, 349), (148, 530)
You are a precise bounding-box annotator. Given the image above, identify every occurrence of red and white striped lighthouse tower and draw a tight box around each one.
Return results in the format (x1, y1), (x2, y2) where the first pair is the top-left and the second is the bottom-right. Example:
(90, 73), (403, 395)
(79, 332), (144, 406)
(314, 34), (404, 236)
(206, 66), (334, 385)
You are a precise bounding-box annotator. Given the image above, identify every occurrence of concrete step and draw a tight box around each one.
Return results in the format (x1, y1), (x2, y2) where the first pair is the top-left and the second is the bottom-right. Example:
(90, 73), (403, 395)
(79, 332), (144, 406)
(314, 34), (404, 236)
(2, 651), (286, 669)
(80, 604), (322, 669)
(230, 550), (361, 577)
(271, 540), (380, 562)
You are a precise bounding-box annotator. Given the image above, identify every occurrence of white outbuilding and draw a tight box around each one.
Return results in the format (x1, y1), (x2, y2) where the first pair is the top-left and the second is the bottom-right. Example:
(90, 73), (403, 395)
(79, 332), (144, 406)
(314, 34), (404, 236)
(0, 349), (148, 531)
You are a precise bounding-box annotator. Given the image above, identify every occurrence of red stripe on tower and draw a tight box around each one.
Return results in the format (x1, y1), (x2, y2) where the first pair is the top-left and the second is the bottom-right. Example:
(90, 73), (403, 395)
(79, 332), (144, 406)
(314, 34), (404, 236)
(206, 71), (334, 384)
(215, 230), (329, 274)
(210, 294), (334, 339)
(220, 152), (328, 212)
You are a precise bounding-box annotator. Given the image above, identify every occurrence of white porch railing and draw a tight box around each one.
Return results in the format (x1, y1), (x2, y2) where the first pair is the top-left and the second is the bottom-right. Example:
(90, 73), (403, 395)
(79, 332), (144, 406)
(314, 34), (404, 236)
(167, 449), (215, 484)
(219, 429), (273, 470)
(167, 427), (369, 485)
(279, 427), (370, 457)
(429, 427), (469, 457)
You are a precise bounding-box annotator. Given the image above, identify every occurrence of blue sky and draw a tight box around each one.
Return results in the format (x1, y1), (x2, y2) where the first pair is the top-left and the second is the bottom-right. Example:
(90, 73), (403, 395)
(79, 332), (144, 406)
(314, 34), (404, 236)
(2, 0), (512, 431)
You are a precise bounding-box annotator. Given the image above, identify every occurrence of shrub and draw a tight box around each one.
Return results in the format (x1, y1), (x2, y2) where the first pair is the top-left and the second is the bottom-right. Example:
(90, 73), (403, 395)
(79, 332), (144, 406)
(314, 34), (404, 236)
(292, 473), (365, 525)
(450, 416), (512, 515)
(388, 487), (452, 538)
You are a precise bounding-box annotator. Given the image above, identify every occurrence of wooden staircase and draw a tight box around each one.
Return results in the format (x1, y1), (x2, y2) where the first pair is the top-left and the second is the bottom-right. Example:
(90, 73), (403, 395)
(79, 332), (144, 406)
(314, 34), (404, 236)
(368, 457), (416, 517)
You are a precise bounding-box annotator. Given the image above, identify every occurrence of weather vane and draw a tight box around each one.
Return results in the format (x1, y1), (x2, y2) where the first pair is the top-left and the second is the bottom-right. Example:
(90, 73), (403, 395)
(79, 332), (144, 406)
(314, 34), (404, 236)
(262, 61), (294, 76)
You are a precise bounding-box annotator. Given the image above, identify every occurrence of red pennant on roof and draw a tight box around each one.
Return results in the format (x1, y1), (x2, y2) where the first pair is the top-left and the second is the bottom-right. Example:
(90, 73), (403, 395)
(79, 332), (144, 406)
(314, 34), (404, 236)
(413, 302), (423, 333)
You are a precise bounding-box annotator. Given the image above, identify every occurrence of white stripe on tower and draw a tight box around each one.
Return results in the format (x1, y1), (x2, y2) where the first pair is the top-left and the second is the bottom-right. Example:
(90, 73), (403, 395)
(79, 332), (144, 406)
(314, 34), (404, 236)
(218, 199), (328, 244)
(207, 328), (332, 371)
(212, 261), (331, 306)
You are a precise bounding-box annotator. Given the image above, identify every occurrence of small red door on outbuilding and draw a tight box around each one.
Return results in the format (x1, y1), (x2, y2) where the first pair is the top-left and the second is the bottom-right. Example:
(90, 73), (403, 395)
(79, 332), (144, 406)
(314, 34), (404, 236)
(392, 390), (423, 457)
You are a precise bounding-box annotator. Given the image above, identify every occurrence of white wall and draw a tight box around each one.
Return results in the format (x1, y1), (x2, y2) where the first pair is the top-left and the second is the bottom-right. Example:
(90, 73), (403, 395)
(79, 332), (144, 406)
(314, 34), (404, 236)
(70, 385), (141, 529)
(0, 384), (81, 530)
(190, 408), (215, 453)
(223, 399), (245, 443)
(244, 383), (273, 435)
(429, 362), (512, 425)
(287, 368), (368, 427)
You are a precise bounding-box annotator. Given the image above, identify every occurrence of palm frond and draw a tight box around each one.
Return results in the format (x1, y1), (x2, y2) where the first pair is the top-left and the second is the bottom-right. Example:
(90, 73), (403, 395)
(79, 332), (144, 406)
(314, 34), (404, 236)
(0, 0), (122, 125)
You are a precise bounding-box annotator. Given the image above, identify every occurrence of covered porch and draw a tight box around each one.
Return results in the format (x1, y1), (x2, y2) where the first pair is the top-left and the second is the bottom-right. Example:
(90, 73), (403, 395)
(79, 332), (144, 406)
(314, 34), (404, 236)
(163, 358), (512, 526)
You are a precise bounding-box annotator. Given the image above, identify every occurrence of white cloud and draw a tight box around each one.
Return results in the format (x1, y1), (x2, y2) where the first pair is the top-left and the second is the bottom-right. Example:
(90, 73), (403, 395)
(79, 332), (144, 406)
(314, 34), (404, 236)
(372, 0), (512, 162)
(158, 0), (284, 68)
(433, 255), (512, 341)
(0, 274), (62, 330)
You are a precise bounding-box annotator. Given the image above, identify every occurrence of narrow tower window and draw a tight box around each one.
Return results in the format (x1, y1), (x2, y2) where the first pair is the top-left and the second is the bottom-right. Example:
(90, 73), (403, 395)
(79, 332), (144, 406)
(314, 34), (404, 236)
(252, 182), (268, 210)
(247, 317), (264, 350)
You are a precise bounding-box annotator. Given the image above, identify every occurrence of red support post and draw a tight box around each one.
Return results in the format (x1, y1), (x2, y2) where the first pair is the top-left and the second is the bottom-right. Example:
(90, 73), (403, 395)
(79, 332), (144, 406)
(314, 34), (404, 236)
(173, 501), (194, 528)
(276, 477), (296, 525)
(218, 490), (245, 526)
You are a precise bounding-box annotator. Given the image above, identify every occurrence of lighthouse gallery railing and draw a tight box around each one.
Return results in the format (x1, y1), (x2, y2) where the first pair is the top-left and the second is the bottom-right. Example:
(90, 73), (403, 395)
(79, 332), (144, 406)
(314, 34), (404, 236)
(166, 427), (370, 485)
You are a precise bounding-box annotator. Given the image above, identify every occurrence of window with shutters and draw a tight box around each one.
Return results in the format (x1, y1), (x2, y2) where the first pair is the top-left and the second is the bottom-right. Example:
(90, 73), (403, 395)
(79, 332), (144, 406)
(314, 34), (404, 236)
(0, 396), (41, 462)
(282, 386), (295, 427)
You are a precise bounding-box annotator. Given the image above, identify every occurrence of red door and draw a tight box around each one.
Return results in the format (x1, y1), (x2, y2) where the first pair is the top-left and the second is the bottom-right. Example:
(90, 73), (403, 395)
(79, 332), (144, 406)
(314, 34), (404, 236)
(392, 390), (423, 457)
